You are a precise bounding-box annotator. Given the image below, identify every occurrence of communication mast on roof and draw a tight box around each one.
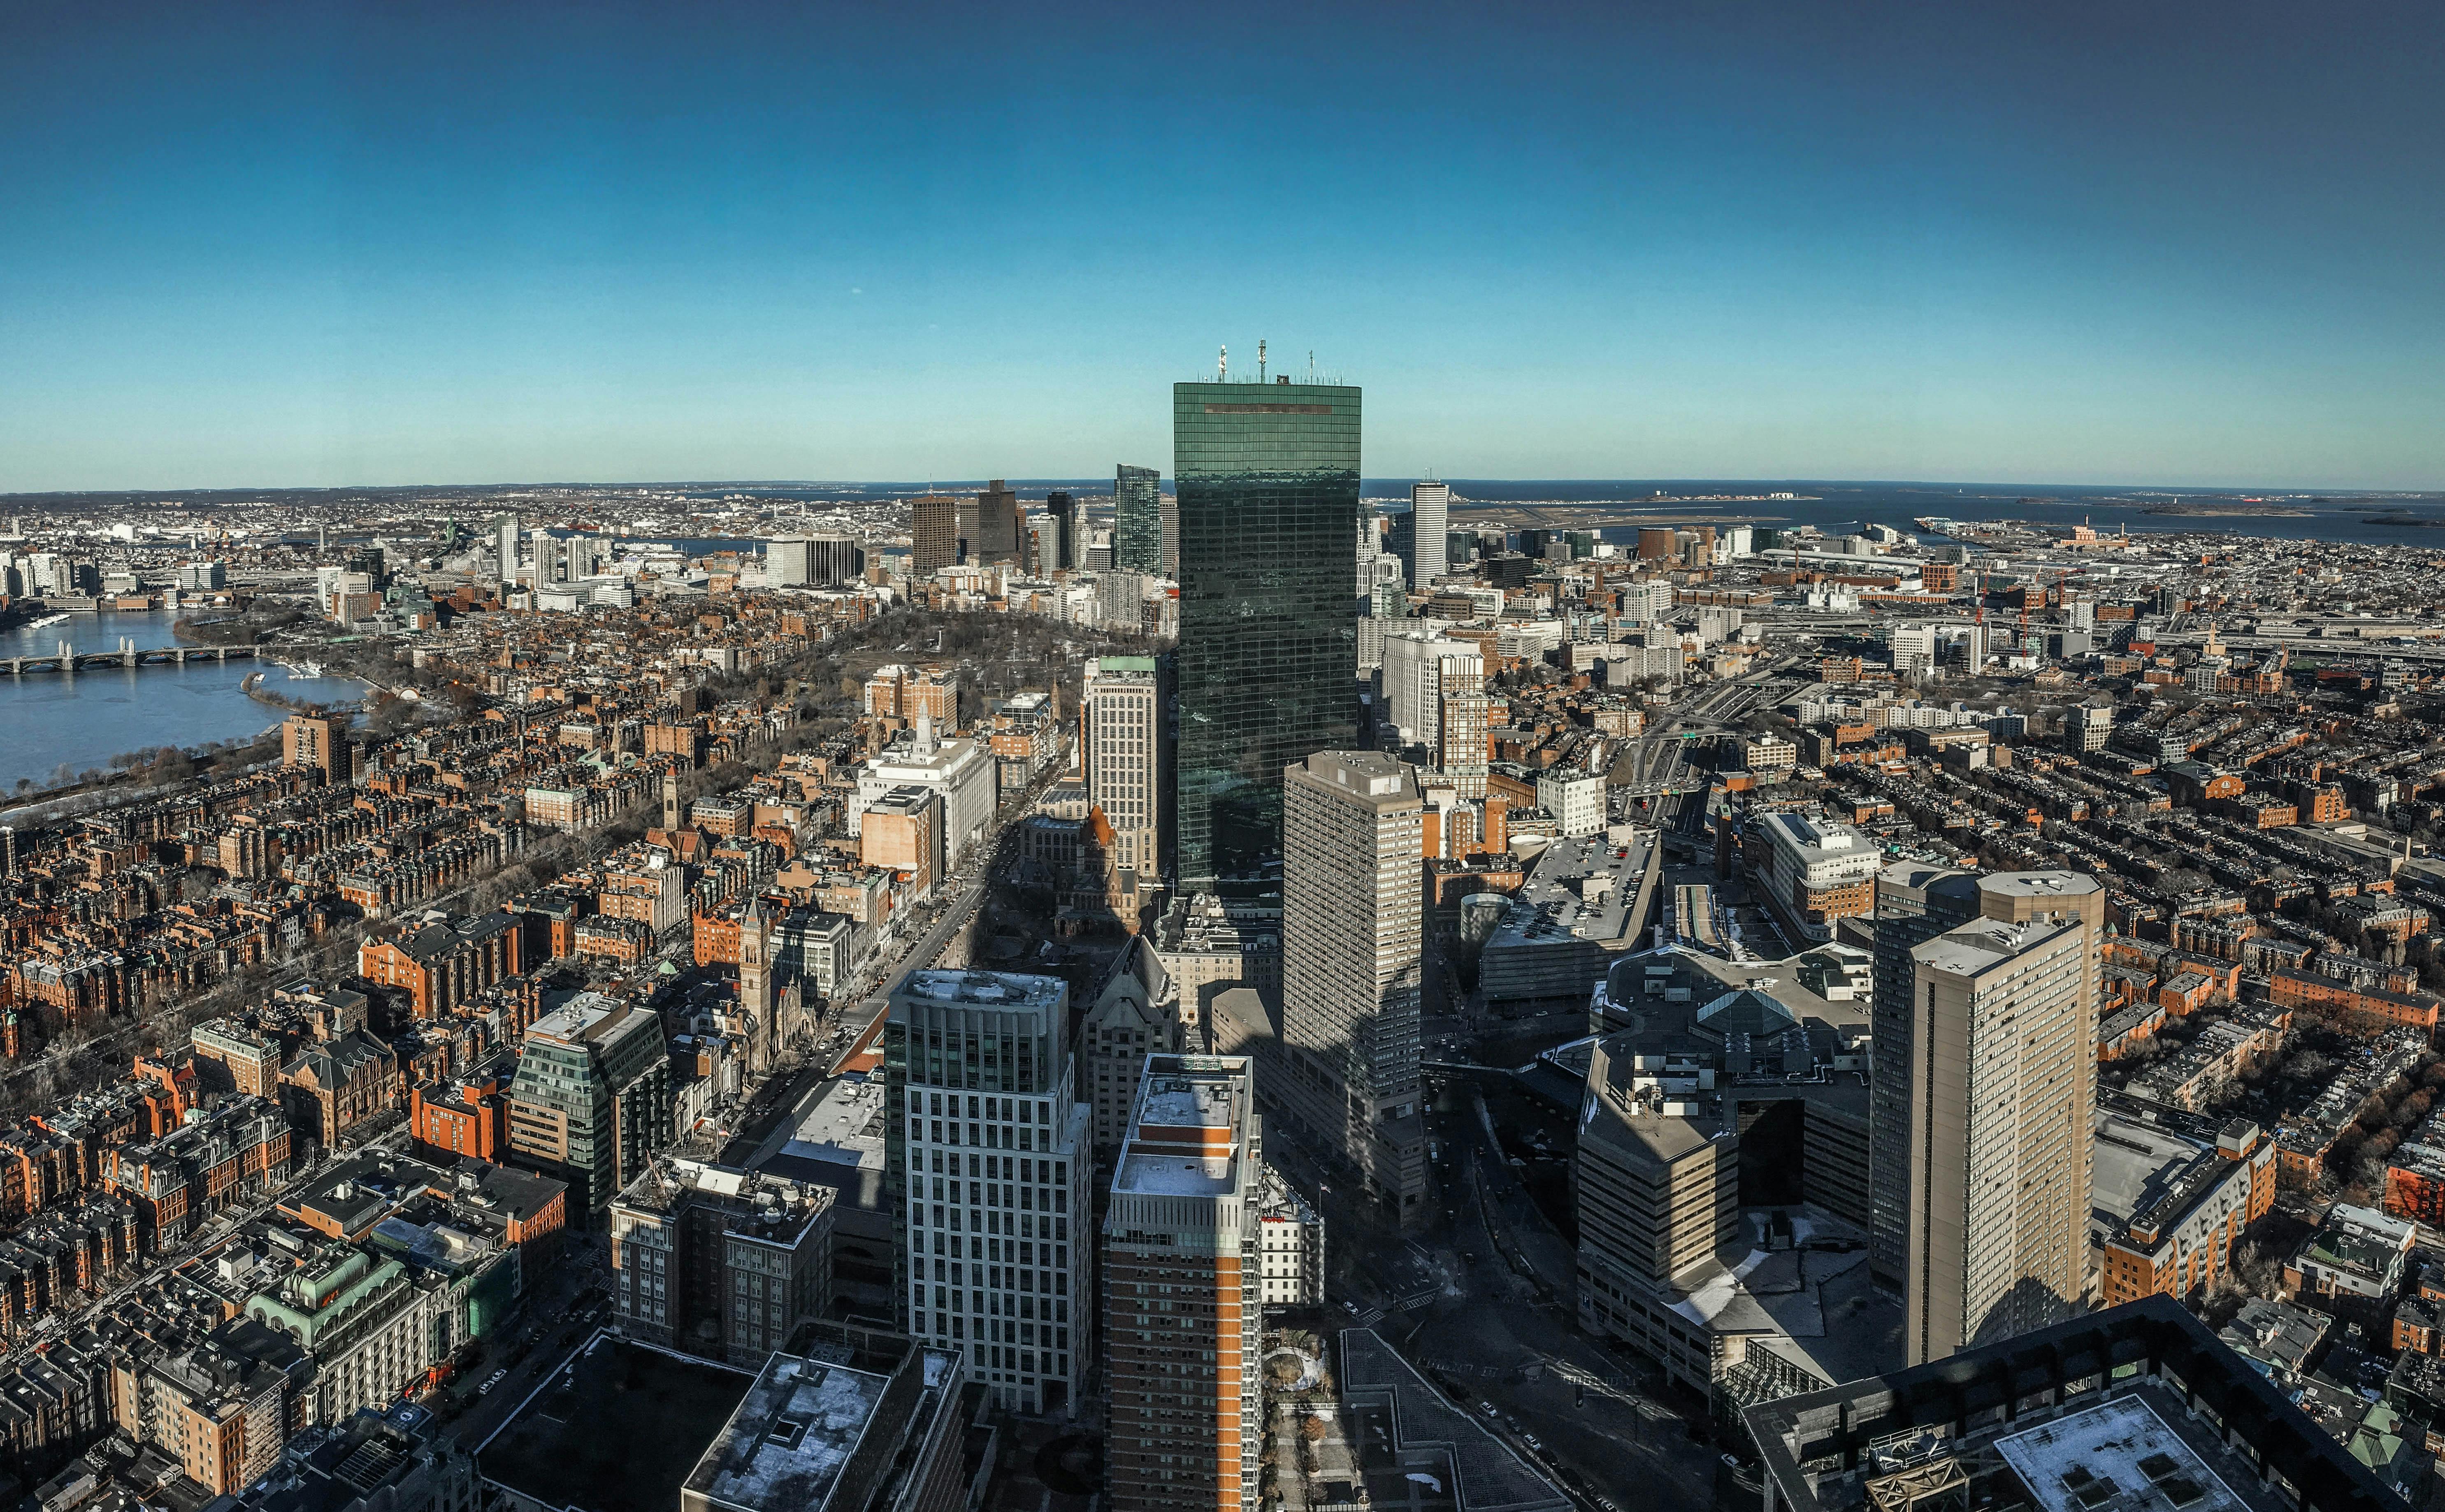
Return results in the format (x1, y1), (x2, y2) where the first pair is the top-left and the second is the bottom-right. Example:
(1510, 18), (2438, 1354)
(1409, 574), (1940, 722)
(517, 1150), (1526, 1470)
(1258, 339), (1266, 382)
(1218, 345), (1227, 381)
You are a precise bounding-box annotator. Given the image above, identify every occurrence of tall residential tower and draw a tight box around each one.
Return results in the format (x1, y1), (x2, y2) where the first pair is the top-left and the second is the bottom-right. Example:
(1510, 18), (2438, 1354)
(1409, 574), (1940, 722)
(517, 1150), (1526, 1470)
(1901, 871), (2102, 1363)
(1103, 1054), (1263, 1511)
(885, 970), (1091, 1416)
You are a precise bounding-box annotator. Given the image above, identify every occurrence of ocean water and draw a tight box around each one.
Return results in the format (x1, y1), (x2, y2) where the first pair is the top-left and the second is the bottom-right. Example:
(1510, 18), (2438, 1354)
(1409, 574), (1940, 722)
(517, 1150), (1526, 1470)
(662, 478), (2445, 550)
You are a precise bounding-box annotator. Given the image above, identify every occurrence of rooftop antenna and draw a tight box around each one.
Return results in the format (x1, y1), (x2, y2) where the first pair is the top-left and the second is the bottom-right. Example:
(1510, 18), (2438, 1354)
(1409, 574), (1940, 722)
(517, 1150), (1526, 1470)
(1258, 339), (1266, 383)
(1218, 345), (1227, 382)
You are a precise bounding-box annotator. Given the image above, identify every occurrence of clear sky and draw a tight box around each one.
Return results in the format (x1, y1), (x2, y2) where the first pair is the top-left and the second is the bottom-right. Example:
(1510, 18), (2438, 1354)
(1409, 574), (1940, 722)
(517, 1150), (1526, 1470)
(3, 1), (2439, 492)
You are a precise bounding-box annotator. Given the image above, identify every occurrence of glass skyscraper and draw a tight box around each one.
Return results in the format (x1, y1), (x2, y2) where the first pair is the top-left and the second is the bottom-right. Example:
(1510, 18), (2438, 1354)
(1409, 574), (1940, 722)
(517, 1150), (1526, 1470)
(1112, 464), (1162, 574)
(1173, 380), (1361, 887)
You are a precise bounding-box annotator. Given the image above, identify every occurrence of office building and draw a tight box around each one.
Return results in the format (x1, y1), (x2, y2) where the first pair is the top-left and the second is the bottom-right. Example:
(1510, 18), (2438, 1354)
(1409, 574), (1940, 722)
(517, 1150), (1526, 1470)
(506, 992), (675, 1215)
(1405, 481), (1449, 585)
(1084, 655), (1162, 876)
(1103, 1055), (1263, 1512)
(850, 722), (995, 869)
(1159, 492), (1180, 577)
(608, 1155), (835, 1365)
(884, 970), (1091, 1416)
(495, 511), (519, 581)
(1756, 812), (1882, 943)
(1279, 753), (1428, 1219)
(1382, 631), (1470, 751)
(1621, 578), (1676, 624)
(1904, 871), (2103, 1363)
(1173, 380), (1362, 885)
(678, 1331), (973, 1512)
(1047, 490), (1079, 570)
(1436, 684), (1491, 800)
(1114, 464), (1162, 574)
(802, 532), (862, 584)
(910, 494), (961, 574)
(1746, 1298), (2410, 1512)
(1534, 770), (1604, 837)
(766, 537), (813, 587)
(2070, 700), (2115, 753)
(973, 479), (1026, 567)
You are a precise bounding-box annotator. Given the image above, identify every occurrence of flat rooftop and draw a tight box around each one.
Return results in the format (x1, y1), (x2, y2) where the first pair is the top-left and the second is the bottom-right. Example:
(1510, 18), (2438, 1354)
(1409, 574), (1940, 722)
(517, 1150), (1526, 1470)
(1337, 1328), (1570, 1512)
(1914, 916), (2080, 978)
(1486, 829), (1654, 952)
(479, 1334), (753, 1512)
(894, 970), (1064, 1010)
(2091, 1112), (2207, 1233)
(1113, 1064), (1247, 1200)
(525, 990), (636, 1046)
(1997, 1393), (2248, 1512)
(684, 1352), (886, 1512)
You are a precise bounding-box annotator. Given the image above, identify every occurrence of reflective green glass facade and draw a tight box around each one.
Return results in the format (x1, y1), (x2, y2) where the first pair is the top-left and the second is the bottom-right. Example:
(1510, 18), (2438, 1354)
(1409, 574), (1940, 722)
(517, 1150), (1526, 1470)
(1112, 464), (1162, 573)
(1173, 381), (1361, 886)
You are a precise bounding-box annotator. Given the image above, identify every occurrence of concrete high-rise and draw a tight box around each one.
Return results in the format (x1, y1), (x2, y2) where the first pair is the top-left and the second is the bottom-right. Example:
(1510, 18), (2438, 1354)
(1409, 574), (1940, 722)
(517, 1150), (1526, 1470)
(1867, 862), (1980, 1289)
(1114, 465), (1162, 575)
(1103, 1054), (1262, 1512)
(1902, 871), (2103, 1363)
(1084, 655), (1162, 877)
(1280, 752), (1427, 1219)
(495, 512), (520, 583)
(911, 495), (962, 574)
(1173, 381), (1361, 886)
(765, 537), (813, 588)
(885, 970), (1091, 1416)
(1405, 481), (1449, 585)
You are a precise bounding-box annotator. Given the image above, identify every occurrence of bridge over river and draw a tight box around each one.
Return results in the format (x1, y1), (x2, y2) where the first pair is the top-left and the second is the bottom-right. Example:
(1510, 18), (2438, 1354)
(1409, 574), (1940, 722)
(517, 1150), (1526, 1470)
(3, 641), (258, 676)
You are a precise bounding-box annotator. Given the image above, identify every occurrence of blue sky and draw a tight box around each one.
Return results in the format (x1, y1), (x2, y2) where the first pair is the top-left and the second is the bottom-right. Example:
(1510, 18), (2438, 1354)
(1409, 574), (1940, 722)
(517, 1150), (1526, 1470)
(3, 1), (2439, 491)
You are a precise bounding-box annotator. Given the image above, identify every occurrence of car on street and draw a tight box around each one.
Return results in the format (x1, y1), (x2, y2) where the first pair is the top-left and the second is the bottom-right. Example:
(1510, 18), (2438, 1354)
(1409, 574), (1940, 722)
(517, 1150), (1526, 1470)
(1479, 1401), (1498, 1417)
(477, 1369), (509, 1396)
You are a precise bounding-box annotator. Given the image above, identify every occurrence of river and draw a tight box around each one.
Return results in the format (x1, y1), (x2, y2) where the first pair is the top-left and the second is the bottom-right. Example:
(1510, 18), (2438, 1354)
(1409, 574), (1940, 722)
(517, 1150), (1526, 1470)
(0, 611), (364, 793)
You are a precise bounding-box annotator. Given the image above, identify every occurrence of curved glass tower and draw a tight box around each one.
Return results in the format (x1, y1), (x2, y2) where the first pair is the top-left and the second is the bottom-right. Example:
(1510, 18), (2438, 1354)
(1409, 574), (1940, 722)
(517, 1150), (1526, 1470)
(1172, 380), (1361, 888)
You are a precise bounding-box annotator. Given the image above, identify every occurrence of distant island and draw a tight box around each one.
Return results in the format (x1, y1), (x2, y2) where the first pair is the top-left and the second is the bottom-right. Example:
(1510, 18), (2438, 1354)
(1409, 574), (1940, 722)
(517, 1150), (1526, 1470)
(2142, 502), (2314, 518)
(2362, 513), (2445, 528)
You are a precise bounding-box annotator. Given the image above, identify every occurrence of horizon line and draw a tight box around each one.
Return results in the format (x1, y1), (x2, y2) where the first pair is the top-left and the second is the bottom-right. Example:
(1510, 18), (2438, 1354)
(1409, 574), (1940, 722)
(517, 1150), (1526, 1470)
(1, 475), (2437, 501)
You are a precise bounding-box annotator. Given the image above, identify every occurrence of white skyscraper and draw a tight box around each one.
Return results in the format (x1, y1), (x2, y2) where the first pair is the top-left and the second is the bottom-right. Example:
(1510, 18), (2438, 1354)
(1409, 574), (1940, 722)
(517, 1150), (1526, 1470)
(496, 512), (520, 583)
(1408, 481), (1449, 585)
(1382, 631), (1481, 756)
